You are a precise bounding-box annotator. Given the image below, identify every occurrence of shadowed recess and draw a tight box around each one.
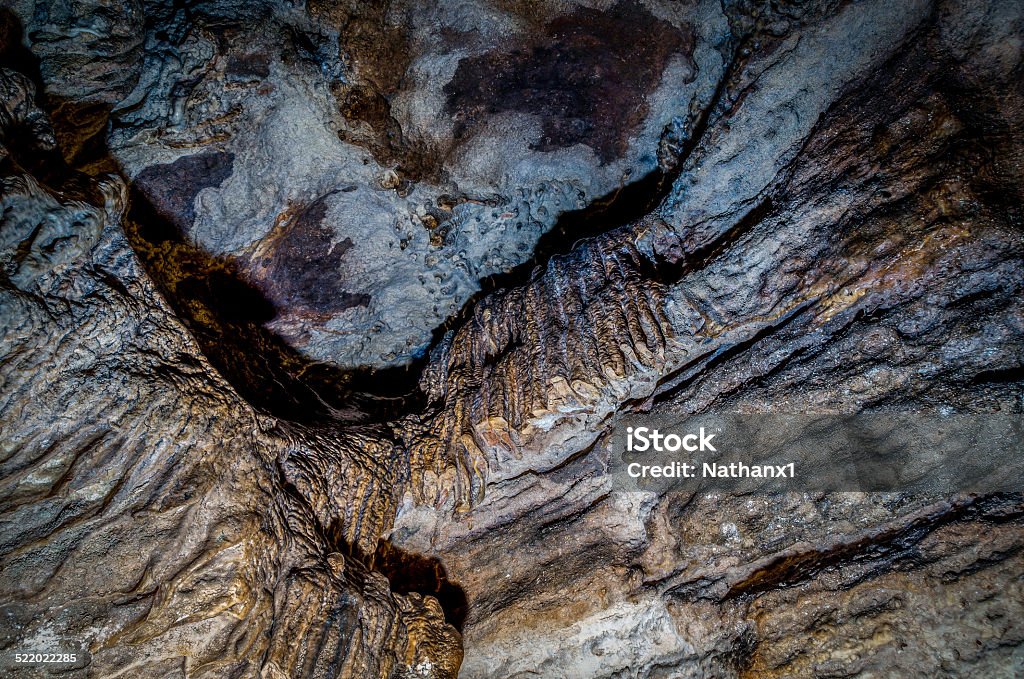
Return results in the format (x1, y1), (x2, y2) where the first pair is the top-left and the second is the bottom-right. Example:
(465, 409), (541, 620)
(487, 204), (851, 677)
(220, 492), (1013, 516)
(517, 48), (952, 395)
(374, 539), (469, 632)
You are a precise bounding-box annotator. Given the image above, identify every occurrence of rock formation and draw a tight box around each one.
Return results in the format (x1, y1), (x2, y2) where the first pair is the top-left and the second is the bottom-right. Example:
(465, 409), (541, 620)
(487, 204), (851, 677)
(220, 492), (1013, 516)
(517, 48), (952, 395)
(1, 0), (1022, 677)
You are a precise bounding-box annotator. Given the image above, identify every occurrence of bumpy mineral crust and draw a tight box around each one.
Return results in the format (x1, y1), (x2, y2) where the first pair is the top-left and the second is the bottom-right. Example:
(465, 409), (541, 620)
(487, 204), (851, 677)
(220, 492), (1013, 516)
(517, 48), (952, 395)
(1, 0), (1023, 677)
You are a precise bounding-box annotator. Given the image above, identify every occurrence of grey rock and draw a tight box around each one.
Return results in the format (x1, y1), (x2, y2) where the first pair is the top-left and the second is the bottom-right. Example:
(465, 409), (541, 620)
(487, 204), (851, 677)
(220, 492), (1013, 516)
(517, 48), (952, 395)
(1, 0), (1023, 677)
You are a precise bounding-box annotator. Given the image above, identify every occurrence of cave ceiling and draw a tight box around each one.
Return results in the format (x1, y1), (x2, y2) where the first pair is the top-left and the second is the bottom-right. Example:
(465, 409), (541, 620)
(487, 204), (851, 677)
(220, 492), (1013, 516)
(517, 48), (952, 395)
(1, 0), (1023, 677)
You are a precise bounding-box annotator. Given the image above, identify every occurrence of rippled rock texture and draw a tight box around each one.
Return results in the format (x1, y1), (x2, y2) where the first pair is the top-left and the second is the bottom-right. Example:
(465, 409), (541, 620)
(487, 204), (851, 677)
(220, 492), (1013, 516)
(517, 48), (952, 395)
(1, 0), (1023, 677)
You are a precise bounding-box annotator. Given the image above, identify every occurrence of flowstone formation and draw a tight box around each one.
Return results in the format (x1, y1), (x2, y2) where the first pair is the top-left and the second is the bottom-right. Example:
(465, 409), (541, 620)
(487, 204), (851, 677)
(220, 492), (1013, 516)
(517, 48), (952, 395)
(1, 1), (1023, 678)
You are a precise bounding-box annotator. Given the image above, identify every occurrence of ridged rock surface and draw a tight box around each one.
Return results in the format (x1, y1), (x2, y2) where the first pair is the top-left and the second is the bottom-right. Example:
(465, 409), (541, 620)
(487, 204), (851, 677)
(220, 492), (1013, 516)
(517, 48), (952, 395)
(1, 0), (1023, 678)
(0, 69), (460, 678)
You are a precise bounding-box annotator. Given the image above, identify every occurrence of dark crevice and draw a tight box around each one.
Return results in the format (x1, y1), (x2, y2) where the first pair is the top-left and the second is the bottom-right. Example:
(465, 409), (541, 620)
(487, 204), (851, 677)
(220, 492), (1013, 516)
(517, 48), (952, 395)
(373, 539), (468, 632)
(532, 167), (672, 264)
(645, 195), (776, 286)
(0, 9), (43, 88)
(125, 183), (425, 424)
(972, 367), (1024, 386)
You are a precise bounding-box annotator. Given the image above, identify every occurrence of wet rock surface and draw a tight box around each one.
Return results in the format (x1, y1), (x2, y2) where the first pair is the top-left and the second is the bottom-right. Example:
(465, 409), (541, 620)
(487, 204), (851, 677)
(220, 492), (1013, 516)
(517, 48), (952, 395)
(1, 0), (1023, 678)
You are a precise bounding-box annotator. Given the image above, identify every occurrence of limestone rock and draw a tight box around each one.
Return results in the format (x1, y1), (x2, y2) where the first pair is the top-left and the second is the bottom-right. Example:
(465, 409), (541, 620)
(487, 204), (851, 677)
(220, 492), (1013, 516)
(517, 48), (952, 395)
(1, 0), (1023, 678)
(0, 67), (459, 678)
(106, 0), (719, 370)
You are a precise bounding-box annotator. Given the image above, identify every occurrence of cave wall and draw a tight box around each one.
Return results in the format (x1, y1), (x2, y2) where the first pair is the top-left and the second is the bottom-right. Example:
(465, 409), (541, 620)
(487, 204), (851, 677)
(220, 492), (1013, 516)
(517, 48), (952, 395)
(1, 0), (1023, 677)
